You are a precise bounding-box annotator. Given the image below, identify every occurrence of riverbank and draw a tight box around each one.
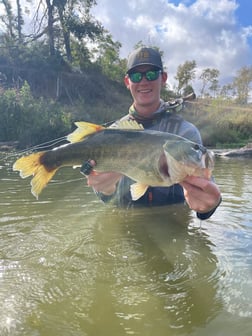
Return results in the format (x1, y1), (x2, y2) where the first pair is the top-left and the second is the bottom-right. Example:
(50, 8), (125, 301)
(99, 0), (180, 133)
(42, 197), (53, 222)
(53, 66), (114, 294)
(0, 141), (19, 152)
(214, 143), (252, 157)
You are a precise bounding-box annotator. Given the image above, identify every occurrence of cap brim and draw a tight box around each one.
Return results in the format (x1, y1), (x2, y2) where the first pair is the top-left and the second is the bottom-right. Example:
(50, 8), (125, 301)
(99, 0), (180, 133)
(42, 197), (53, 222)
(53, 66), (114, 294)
(127, 63), (163, 73)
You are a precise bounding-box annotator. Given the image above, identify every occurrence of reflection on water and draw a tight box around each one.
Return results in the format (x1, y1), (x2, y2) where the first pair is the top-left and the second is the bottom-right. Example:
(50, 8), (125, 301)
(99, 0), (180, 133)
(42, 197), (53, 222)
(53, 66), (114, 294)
(0, 154), (252, 336)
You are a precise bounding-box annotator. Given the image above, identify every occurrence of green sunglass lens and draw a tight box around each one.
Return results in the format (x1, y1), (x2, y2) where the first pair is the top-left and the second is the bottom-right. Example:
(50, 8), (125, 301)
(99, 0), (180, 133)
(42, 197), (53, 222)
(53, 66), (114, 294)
(145, 71), (159, 80)
(129, 70), (160, 83)
(129, 72), (142, 82)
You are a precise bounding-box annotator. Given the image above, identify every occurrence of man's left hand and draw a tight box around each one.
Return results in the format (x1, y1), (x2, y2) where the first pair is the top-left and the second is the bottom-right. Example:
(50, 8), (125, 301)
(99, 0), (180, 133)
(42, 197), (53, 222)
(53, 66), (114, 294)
(180, 176), (221, 214)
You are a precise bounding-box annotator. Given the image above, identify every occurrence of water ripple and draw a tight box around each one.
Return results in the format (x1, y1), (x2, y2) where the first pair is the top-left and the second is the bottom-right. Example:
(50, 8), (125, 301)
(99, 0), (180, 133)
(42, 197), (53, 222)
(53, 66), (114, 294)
(0, 156), (252, 335)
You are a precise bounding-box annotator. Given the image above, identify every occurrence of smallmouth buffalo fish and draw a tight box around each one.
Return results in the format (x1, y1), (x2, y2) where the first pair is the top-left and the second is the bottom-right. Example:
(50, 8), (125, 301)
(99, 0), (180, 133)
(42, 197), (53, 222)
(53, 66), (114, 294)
(13, 120), (214, 200)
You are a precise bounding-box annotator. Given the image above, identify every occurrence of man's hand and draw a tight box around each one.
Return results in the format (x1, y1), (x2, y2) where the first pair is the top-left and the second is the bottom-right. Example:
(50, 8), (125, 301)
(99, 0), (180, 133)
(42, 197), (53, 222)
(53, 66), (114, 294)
(87, 171), (123, 195)
(180, 176), (221, 214)
(82, 160), (122, 195)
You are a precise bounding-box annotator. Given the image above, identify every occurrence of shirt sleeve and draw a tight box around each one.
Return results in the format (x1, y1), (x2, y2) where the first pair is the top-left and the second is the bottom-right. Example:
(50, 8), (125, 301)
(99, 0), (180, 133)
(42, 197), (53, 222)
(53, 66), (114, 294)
(177, 119), (203, 144)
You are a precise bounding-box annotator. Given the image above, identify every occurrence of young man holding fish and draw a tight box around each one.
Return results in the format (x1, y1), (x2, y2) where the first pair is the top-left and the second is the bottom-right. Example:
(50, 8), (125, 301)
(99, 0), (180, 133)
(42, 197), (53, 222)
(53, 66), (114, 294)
(86, 47), (221, 219)
(13, 47), (221, 219)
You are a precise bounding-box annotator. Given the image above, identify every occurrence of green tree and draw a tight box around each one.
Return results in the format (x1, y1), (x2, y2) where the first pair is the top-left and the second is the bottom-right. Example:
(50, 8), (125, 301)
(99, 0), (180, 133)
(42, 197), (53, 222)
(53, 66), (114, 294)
(199, 68), (220, 97)
(232, 66), (252, 104)
(0, 0), (15, 38)
(175, 60), (196, 95)
(0, 81), (71, 146)
(37, 0), (104, 61)
(54, 0), (104, 62)
(94, 33), (125, 82)
(209, 79), (219, 98)
(220, 83), (234, 99)
(0, 0), (24, 41)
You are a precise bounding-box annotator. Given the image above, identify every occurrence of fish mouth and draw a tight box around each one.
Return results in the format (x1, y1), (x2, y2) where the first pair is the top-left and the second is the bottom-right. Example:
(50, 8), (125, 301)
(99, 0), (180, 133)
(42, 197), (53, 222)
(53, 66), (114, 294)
(158, 152), (170, 178)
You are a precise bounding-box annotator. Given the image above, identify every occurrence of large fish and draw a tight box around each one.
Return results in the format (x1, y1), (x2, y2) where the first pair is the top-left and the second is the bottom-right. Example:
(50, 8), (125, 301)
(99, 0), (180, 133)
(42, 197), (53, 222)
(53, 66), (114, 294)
(13, 120), (214, 200)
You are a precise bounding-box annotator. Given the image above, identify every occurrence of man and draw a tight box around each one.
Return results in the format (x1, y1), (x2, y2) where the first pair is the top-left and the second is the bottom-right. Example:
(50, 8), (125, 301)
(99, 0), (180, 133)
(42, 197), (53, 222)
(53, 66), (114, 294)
(85, 47), (221, 219)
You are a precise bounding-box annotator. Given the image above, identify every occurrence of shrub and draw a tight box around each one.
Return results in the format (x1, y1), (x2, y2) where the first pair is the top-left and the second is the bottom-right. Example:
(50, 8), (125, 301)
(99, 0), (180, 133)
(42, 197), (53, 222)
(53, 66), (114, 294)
(0, 82), (71, 148)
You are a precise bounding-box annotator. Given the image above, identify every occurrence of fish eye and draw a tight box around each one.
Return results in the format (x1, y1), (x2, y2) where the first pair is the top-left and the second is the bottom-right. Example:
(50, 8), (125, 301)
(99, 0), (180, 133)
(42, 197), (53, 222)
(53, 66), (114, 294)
(193, 144), (207, 154)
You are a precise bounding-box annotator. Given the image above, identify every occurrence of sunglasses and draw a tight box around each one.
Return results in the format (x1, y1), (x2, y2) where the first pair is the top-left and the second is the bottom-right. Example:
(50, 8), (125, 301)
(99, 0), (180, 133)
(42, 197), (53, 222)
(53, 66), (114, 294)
(128, 70), (161, 83)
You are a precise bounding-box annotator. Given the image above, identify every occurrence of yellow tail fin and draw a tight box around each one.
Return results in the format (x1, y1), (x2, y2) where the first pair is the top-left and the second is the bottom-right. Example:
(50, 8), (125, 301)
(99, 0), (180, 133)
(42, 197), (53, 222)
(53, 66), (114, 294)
(67, 122), (105, 143)
(13, 152), (58, 199)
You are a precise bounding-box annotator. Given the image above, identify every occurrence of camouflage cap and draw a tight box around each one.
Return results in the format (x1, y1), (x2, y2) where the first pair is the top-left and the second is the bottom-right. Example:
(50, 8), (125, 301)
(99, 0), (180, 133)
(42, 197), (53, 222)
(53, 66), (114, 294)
(127, 47), (163, 73)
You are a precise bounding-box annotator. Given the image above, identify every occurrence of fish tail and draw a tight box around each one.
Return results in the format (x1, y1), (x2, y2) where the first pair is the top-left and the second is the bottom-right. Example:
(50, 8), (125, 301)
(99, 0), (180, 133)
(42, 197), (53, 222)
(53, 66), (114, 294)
(67, 122), (105, 143)
(13, 152), (58, 199)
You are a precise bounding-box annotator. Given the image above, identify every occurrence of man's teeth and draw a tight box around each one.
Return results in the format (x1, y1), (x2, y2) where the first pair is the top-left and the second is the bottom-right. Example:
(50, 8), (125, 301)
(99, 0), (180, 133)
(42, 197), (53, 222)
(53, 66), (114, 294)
(139, 89), (151, 93)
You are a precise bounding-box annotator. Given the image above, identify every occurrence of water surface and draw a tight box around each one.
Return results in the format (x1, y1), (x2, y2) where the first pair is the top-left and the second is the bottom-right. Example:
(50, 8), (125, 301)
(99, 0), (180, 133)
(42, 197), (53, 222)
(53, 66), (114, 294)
(0, 154), (251, 335)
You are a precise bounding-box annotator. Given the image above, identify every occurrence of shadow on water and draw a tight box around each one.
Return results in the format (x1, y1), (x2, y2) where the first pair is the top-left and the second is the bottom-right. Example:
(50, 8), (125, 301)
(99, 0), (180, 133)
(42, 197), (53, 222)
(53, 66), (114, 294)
(0, 201), (222, 333)
(0, 154), (251, 335)
(79, 206), (223, 336)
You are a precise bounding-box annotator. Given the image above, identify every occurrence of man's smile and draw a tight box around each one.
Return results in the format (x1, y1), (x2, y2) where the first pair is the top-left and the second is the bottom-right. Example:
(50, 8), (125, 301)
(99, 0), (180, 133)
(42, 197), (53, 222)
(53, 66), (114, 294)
(138, 88), (152, 93)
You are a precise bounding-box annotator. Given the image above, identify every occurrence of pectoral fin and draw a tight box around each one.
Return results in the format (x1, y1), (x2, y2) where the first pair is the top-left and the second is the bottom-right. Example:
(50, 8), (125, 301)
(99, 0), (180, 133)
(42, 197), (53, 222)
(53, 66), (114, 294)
(130, 183), (149, 201)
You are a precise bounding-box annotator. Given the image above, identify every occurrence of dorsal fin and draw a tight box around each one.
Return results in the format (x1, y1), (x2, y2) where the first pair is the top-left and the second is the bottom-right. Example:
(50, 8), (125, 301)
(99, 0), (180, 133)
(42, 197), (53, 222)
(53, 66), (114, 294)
(67, 122), (105, 143)
(115, 119), (144, 130)
(67, 119), (143, 144)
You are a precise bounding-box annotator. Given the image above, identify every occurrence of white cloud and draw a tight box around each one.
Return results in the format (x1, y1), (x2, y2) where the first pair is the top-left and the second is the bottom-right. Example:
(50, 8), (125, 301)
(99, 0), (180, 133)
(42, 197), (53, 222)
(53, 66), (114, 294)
(91, 0), (252, 91)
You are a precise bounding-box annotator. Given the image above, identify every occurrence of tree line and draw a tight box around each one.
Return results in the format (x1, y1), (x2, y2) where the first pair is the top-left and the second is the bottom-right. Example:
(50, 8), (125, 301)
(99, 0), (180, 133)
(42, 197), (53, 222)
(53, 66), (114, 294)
(175, 60), (252, 104)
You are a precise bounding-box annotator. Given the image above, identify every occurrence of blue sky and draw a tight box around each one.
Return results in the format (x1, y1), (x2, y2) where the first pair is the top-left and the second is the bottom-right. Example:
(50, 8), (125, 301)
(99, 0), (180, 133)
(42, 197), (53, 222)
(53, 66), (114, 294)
(235, 0), (252, 26)
(91, 0), (252, 91)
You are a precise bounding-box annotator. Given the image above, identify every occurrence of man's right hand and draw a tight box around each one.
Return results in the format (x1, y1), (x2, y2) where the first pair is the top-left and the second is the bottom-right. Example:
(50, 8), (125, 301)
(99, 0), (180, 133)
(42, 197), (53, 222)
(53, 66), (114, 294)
(83, 160), (122, 195)
(87, 171), (123, 195)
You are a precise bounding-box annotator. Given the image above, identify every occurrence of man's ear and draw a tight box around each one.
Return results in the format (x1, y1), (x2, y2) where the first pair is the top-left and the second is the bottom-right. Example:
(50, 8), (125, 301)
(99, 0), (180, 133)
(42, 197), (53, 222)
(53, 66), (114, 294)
(161, 71), (168, 86)
(124, 75), (130, 89)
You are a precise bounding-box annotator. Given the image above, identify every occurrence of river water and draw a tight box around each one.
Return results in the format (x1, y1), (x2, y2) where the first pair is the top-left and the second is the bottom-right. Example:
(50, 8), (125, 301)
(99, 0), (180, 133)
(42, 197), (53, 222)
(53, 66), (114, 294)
(0, 153), (251, 336)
